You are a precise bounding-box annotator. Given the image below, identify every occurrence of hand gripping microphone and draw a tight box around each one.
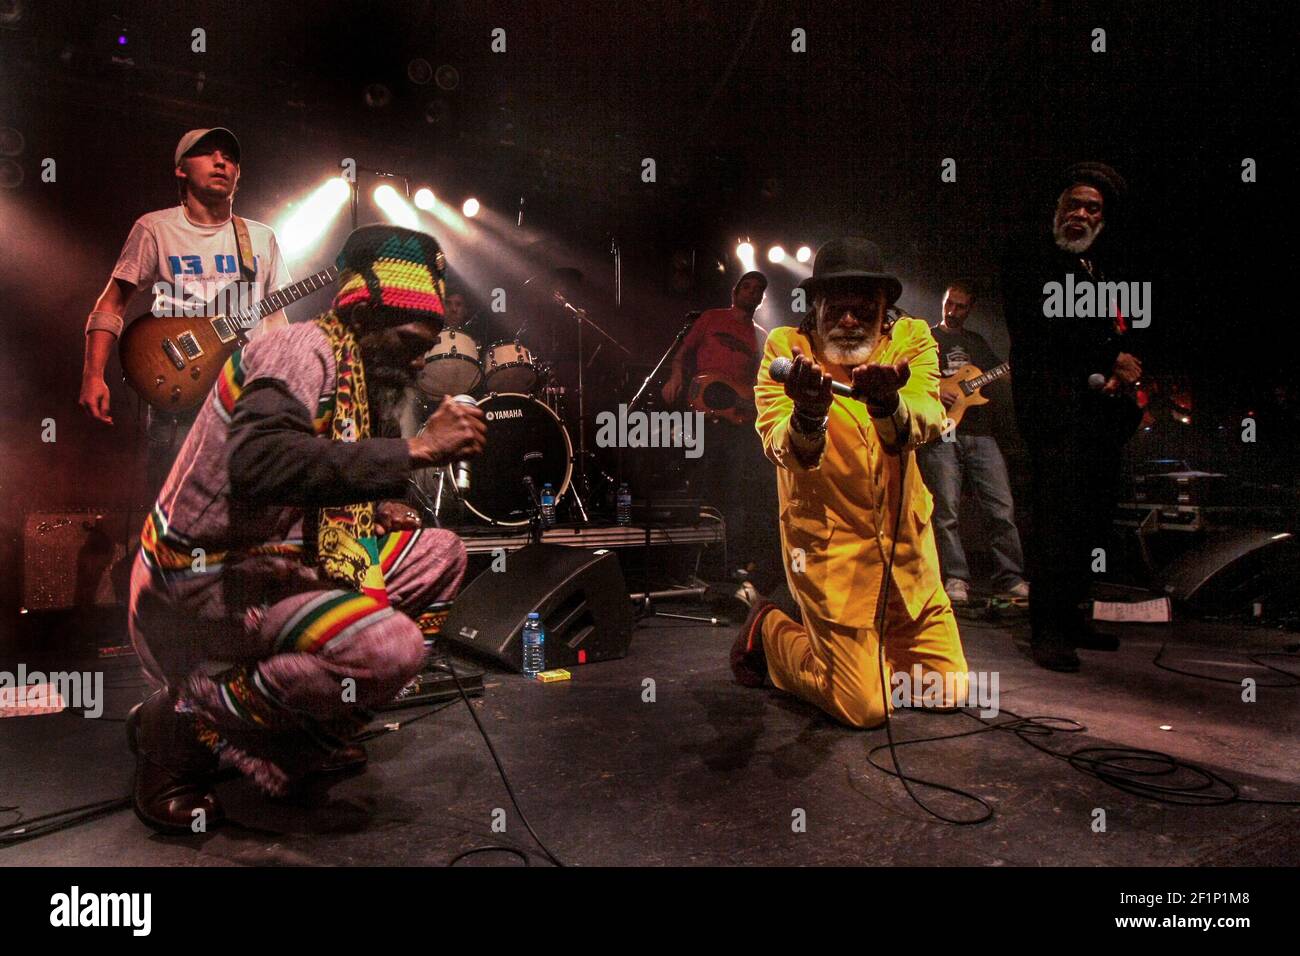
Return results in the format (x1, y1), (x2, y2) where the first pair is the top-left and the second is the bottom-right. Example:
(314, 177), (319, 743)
(450, 394), (477, 491)
(768, 356), (856, 398)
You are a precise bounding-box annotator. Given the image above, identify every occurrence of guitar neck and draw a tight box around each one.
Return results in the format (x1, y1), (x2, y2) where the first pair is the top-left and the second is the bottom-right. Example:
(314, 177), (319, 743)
(231, 267), (338, 330)
(964, 362), (1010, 393)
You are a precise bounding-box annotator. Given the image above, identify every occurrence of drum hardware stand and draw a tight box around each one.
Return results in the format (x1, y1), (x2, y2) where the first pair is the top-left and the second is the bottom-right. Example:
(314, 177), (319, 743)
(552, 292), (630, 524)
(408, 471), (449, 528)
(521, 477), (546, 545)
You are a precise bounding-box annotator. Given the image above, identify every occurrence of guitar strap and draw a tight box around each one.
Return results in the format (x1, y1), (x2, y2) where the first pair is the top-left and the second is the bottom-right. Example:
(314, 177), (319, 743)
(231, 215), (257, 283)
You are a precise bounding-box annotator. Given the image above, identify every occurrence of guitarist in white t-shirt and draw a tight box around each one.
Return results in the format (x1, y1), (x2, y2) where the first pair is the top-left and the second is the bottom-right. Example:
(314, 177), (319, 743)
(78, 127), (292, 493)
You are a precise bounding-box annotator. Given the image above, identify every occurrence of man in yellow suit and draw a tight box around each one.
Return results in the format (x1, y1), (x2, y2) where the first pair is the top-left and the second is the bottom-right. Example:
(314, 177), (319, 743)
(730, 238), (969, 728)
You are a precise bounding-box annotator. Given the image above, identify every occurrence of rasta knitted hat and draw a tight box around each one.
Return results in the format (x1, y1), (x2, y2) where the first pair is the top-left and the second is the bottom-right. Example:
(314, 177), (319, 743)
(332, 225), (447, 329)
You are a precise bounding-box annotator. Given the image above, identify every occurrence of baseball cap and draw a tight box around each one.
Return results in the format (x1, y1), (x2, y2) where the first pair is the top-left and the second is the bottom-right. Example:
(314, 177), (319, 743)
(173, 128), (241, 167)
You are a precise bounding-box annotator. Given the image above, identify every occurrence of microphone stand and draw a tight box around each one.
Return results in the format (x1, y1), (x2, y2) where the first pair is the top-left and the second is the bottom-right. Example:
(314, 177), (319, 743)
(346, 164), (412, 230)
(623, 310), (719, 626)
(628, 311), (700, 415)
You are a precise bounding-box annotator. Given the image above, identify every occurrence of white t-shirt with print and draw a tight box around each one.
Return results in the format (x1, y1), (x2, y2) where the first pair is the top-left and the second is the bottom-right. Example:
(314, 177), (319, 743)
(112, 206), (293, 338)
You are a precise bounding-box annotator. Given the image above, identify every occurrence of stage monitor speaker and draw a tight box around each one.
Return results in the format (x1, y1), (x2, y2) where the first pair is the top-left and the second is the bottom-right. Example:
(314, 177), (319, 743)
(440, 544), (634, 671)
(21, 510), (138, 611)
(1160, 529), (1300, 614)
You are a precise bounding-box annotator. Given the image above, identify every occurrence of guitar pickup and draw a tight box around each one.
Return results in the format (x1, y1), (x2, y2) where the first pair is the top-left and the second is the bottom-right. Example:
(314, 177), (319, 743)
(160, 337), (187, 371)
(177, 330), (203, 359)
(209, 315), (237, 344)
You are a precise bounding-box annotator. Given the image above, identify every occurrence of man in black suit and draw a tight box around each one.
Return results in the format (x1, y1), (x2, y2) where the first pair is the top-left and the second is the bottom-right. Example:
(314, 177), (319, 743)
(1002, 162), (1144, 672)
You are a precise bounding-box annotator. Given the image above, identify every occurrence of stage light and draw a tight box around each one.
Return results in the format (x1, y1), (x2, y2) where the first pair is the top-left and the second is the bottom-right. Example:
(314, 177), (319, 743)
(736, 241), (755, 272)
(796, 245), (812, 263)
(374, 183), (419, 228)
(279, 177), (350, 254)
(414, 187), (436, 210)
(767, 245), (786, 264)
(462, 197), (480, 218)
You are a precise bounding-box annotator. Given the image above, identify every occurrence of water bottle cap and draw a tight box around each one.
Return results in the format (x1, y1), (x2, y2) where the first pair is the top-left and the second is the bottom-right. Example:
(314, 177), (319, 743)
(527, 612), (540, 619)
(543, 483), (553, 489)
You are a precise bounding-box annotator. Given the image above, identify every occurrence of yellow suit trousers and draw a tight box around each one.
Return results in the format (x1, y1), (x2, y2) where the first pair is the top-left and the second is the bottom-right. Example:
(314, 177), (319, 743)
(761, 588), (968, 729)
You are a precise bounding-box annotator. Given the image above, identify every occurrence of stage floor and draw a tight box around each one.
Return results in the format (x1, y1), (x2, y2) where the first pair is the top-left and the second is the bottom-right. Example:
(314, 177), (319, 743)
(3, 604), (1298, 867)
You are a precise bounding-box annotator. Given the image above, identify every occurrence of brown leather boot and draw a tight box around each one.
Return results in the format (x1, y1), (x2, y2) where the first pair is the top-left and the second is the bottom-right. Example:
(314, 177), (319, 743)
(127, 691), (225, 834)
(313, 743), (368, 776)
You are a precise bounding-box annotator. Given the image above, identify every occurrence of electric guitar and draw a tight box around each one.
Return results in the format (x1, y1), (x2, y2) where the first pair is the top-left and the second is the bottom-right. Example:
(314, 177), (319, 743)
(940, 362), (1010, 431)
(118, 268), (337, 412)
(686, 372), (756, 426)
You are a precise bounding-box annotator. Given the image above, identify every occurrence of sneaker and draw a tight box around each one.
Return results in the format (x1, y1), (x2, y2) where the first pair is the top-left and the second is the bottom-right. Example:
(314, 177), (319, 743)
(1004, 580), (1030, 600)
(734, 580), (761, 609)
(730, 600), (777, 688)
(944, 578), (970, 605)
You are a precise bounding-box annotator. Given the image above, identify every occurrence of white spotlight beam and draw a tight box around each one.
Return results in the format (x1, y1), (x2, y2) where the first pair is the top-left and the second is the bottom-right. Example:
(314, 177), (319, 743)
(279, 177), (350, 255)
(374, 183), (419, 229)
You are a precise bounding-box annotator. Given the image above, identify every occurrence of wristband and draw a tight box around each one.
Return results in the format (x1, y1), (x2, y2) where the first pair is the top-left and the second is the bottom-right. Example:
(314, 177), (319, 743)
(791, 407), (829, 437)
(85, 310), (124, 337)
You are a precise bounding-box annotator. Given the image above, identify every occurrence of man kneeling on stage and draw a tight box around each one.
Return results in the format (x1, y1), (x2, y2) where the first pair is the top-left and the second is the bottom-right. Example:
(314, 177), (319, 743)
(731, 238), (969, 728)
(127, 225), (486, 832)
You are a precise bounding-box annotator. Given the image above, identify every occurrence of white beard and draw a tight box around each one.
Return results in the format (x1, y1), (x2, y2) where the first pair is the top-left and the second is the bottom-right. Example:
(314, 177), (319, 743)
(1054, 219), (1104, 254)
(821, 329), (879, 367)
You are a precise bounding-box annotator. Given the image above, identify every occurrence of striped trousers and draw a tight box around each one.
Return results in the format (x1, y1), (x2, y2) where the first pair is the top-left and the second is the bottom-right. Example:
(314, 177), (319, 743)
(128, 528), (466, 793)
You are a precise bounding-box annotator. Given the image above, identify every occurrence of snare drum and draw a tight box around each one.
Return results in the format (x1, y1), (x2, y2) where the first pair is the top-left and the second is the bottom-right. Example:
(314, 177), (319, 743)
(417, 328), (482, 398)
(448, 393), (573, 526)
(483, 340), (541, 394)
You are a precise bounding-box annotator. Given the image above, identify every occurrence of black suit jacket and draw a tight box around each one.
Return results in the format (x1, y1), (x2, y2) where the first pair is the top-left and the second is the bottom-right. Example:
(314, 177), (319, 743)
(1002, 236), (1144, 454)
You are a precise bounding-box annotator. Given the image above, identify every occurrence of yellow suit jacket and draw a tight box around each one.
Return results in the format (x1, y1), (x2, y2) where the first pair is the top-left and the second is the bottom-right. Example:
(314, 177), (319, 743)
(754, 318), (948, 628)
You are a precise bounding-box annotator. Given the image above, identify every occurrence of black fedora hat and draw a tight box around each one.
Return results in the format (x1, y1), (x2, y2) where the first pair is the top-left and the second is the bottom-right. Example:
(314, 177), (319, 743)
(798, 237), (902, 303)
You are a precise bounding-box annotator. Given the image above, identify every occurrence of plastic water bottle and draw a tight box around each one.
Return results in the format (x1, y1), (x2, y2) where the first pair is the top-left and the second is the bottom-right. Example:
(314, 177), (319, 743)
(522, 612), (546, 676)
(617, 483), (632, 526)
(540, 483), (556, 528)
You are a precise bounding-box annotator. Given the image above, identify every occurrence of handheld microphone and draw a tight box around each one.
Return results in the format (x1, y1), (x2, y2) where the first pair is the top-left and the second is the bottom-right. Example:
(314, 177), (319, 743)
(1088, 373), (1107, 391)
(450, 393), (476, 491)
(768, 356), (856, 398)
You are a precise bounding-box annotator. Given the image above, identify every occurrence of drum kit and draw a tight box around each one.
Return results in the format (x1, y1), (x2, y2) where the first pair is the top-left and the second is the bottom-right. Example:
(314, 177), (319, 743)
(411, 330), (571, 527)
(410, 270), (629, 529)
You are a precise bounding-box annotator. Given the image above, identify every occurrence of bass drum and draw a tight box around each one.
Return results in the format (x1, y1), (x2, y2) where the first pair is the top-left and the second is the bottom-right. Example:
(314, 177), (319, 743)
(451, 393), (573, 527)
